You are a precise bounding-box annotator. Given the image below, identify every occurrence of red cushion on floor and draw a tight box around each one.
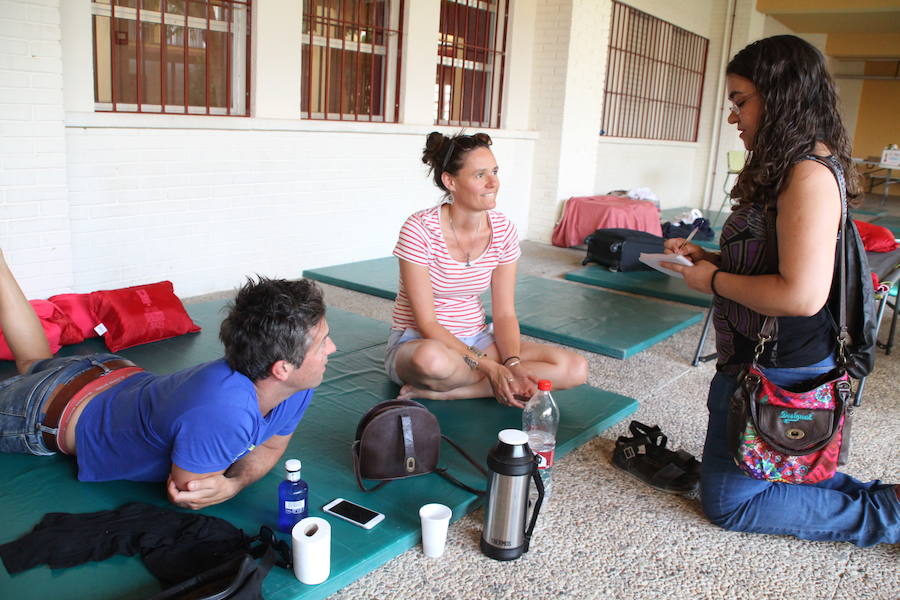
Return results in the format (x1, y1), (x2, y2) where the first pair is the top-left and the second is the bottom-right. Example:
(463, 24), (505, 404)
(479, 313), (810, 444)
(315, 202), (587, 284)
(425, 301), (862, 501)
(48, 293), (99, 339)
(855, 219), (898, 252)
(88, 281), (201, 352)
(0, 301), (64, 360)
(32, 299), (84, 346)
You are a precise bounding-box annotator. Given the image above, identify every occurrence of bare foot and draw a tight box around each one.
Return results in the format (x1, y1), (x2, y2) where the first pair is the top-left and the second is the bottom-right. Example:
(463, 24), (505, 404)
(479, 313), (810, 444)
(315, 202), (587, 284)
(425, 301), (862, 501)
(398, 383), (451, 400)
(399, 383), (504, 402)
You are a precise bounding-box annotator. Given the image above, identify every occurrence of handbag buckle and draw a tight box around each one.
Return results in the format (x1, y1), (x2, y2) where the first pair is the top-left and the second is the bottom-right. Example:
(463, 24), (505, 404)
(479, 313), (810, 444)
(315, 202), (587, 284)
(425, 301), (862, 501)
(785, 428), (805, 440)
(405, 456), (416, 472)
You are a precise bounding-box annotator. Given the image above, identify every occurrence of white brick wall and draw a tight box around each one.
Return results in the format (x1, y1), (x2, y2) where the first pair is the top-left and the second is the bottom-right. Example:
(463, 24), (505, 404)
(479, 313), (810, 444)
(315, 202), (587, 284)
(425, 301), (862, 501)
(0, 0), (73, 298)
(527, 0), (611, 244)
(64, 118), (536, 297)
(594, 0), (732, 213)
(0, 0), (535, 300)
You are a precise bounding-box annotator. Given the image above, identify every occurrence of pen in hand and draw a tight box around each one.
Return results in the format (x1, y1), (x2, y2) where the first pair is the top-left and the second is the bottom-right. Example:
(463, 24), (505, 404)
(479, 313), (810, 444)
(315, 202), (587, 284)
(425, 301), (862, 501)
(678, 226), (700, 255)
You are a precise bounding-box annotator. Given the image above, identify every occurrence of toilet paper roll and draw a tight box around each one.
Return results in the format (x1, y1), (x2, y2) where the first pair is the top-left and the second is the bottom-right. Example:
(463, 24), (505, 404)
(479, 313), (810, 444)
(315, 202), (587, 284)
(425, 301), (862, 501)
(291, 517), (331, 585)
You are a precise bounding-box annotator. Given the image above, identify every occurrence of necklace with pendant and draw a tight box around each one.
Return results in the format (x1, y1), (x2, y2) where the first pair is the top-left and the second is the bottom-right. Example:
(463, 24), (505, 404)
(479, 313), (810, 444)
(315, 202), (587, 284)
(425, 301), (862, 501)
(448, 211), (482, 267)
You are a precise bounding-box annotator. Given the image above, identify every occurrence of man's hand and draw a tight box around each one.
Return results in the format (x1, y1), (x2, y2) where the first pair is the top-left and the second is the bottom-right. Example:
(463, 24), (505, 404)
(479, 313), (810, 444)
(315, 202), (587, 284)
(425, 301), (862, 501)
(166, 473), (241, 510)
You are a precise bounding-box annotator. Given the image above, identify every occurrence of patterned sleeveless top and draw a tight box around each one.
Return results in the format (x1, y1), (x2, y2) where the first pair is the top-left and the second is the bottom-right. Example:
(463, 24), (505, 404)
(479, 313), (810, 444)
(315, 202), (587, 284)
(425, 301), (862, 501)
(713, 158), (837, 370)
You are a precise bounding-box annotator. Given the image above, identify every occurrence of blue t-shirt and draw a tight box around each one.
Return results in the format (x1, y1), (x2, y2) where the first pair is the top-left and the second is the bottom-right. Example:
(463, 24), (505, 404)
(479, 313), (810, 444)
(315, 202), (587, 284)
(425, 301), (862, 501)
(75, 359), (313, 482)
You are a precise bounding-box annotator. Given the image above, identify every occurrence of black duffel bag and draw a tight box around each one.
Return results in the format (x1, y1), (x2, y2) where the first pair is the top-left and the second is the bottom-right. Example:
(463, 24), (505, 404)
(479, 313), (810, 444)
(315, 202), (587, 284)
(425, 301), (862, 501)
(582, 228), (665, 271)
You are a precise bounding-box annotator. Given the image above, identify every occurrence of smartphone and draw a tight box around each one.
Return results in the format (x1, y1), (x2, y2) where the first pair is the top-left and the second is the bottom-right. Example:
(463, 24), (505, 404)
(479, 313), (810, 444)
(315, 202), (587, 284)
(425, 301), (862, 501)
(322, 498), (385, 529)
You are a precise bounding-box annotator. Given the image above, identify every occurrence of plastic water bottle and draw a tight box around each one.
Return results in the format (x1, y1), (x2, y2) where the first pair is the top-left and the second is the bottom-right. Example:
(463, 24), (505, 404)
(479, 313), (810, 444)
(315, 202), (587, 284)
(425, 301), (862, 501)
(278, 459), (309, 533)
(522, 380), (559, 500)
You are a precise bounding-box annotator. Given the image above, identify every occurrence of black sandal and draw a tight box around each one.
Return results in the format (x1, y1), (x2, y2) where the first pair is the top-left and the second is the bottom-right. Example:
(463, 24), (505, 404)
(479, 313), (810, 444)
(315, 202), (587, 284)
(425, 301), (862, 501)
(611, 421), (700, 496)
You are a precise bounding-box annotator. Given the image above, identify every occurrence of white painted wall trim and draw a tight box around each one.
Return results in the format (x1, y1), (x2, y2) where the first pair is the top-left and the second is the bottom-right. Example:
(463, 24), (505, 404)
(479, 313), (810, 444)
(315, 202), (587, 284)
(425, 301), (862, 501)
(64, 111), (540, 140)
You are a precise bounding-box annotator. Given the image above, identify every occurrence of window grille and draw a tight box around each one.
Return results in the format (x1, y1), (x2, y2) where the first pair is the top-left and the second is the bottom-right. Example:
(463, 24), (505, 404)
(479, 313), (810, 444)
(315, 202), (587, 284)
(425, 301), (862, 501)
(91, 0), (251, 115)
(601, 1), (708, 142)
(301, 0), (404, 122)
(434, 0), (509, 129)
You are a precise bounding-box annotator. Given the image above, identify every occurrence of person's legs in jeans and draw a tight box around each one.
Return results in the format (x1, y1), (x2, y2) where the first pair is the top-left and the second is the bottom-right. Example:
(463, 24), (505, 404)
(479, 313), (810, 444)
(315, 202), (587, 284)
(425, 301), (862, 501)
(700, 371), (900, 547)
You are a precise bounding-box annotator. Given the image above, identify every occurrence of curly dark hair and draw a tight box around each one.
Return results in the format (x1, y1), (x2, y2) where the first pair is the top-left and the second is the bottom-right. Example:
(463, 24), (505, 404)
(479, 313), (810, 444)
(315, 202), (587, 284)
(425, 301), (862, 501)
(727, 35), (858, 206)
(421, 131), (493, 197)
(219, 277), (325, 382)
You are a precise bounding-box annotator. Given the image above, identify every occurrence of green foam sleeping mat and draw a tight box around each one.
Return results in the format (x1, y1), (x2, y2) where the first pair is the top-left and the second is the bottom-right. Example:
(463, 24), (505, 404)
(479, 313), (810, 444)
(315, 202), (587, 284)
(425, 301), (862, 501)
(304, 258), (704, 359)
(0, 302), (638, 600)
(564, 265), (712, 308)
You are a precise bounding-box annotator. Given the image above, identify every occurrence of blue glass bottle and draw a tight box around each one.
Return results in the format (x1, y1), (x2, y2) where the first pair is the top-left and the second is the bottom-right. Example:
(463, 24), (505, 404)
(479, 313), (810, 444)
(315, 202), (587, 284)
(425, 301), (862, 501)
(278, 459), (309, 533)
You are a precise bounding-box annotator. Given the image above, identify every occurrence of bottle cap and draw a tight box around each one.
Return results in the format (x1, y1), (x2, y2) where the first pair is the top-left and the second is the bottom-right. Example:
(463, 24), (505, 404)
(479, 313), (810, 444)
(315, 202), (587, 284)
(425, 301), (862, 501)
(285, 459), (302, 472)
(538, 379), (552, 391)
(498, 429), (529, 446)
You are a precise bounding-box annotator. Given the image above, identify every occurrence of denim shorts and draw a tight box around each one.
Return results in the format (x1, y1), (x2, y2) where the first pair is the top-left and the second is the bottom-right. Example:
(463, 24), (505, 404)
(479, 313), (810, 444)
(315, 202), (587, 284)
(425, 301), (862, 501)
(0, 353), (126, 455)
(383, 325), (495, 385)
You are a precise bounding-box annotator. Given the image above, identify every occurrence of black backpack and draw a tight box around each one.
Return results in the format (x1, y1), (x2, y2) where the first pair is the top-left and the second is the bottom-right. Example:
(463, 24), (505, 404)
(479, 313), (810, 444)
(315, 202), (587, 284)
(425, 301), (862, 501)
(809, 155), (878, 380)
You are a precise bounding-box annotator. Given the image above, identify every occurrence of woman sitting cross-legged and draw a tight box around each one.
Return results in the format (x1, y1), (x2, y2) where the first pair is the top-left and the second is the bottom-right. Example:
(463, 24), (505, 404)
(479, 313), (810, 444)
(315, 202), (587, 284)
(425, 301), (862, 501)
(384, 131), (588, 408)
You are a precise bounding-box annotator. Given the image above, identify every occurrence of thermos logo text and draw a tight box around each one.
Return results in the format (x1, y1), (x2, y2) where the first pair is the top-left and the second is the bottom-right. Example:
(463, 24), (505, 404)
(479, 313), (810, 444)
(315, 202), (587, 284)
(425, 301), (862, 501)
(490, 537), (513, 547)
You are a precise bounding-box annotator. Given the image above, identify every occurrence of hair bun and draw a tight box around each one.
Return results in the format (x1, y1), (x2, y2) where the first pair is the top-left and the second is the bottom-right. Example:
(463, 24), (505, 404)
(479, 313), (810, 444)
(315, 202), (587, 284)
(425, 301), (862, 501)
(422, 131), (448, 167)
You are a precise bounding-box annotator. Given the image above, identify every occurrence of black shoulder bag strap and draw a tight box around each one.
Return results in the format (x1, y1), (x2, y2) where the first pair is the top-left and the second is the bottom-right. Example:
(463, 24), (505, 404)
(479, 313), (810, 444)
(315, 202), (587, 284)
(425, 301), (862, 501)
(435, 434), (488, 496)
(804, 155), (851, 371)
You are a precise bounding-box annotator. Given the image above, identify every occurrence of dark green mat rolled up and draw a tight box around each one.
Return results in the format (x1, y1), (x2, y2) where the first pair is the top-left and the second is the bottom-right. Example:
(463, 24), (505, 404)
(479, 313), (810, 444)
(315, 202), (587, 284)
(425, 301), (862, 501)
(0, 302), (637, 600)
(564, 265), (712, 308)
(304, 258), (704, 358)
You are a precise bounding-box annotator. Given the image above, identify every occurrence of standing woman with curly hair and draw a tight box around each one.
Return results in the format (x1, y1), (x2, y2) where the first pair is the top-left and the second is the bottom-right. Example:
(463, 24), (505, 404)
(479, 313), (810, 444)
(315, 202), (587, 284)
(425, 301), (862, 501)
(663, 35), (899, 546)
(384, 131), (587, 407)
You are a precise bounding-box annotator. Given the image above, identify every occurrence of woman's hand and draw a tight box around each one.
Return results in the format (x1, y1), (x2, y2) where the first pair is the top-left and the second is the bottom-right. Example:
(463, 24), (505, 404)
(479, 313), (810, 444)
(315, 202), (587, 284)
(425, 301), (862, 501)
(483, 362), (528, 409)
(661, 259), (719, 294)
(508, 362), (539, 400)
(663, 237), (707, 264)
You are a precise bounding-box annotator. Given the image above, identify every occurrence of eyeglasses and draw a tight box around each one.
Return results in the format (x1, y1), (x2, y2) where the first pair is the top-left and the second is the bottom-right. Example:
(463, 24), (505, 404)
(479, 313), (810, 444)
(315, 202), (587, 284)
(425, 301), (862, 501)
(728, 93), (757, 117)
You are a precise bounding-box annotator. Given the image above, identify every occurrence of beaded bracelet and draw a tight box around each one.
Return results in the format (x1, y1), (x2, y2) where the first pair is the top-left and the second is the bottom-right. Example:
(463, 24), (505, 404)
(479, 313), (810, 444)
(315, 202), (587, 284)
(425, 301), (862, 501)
(467, 345), (486, 359)
(710, 269), (723, 297)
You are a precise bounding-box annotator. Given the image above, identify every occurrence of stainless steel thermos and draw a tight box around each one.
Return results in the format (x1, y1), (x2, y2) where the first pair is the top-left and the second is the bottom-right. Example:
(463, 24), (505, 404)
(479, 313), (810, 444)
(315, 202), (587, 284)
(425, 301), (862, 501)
(480, 429), (545, 561)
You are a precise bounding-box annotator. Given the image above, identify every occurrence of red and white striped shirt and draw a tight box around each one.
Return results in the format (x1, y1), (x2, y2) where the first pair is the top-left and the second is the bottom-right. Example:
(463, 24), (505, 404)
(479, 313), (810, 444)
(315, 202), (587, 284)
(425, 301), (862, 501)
(392, 204), (521, 337)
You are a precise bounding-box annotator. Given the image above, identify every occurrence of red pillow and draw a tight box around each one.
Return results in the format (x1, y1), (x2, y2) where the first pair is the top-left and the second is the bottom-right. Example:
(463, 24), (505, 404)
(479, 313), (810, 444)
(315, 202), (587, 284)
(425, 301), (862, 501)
(32, 299), (84, 346)
(0, 301), (64, 360)
(854, 219), (898, 253)
(48, 293), (99, 339)
(88, 281), (201, 352)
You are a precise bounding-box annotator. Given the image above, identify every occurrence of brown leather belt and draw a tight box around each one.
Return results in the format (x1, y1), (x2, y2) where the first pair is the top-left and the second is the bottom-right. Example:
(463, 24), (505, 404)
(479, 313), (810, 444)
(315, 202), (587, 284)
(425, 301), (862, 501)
(41, 358), (137, 452)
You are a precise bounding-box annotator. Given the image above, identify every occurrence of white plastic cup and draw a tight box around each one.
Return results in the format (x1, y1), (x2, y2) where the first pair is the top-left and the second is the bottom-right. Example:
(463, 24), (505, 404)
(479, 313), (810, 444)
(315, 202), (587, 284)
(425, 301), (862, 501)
(419, 503), (452, 558)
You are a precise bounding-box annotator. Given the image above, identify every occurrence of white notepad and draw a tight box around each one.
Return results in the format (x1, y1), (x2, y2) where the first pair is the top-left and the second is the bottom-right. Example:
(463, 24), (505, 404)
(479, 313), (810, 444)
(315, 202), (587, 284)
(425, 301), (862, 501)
(639, 253), (693, 278)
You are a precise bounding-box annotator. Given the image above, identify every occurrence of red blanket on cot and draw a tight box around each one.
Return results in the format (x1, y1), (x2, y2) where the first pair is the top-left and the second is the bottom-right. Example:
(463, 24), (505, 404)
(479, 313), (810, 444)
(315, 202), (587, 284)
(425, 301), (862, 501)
(551, 195), (662, 248)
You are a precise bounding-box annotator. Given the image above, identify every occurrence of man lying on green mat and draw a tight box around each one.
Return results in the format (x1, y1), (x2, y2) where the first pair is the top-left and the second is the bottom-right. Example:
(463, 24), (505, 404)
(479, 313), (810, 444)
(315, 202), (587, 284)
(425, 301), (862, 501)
(0, 251), (335, 510)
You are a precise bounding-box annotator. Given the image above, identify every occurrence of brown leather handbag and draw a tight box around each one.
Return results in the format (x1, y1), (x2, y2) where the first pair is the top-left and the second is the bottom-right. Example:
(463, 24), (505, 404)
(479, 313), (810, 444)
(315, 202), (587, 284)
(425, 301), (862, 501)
(351, 399), (486, 494)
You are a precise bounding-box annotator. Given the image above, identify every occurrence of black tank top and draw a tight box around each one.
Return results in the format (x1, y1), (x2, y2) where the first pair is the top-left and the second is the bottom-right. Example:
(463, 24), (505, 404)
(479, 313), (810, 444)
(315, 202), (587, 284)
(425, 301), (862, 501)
(713, 158), (837, 369)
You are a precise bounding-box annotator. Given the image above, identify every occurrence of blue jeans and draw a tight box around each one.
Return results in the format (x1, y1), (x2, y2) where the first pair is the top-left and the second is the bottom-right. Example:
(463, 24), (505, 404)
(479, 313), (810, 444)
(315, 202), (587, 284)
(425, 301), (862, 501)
(0, 353), (125, 455)
(701, 360), (900, 547)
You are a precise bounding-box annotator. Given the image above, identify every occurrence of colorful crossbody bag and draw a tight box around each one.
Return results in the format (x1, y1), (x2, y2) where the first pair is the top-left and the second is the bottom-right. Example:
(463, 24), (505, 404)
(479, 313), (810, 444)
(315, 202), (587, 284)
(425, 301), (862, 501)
(727, 317), (852, 484)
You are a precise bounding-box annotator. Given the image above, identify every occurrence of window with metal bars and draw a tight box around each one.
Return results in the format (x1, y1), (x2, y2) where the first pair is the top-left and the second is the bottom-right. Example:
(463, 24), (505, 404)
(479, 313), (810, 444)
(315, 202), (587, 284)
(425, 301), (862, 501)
(301, 0), (403, 122)
(91, 0), (251, 115)
(601, 2), (708, 142)
(434, 0), (509, 129)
